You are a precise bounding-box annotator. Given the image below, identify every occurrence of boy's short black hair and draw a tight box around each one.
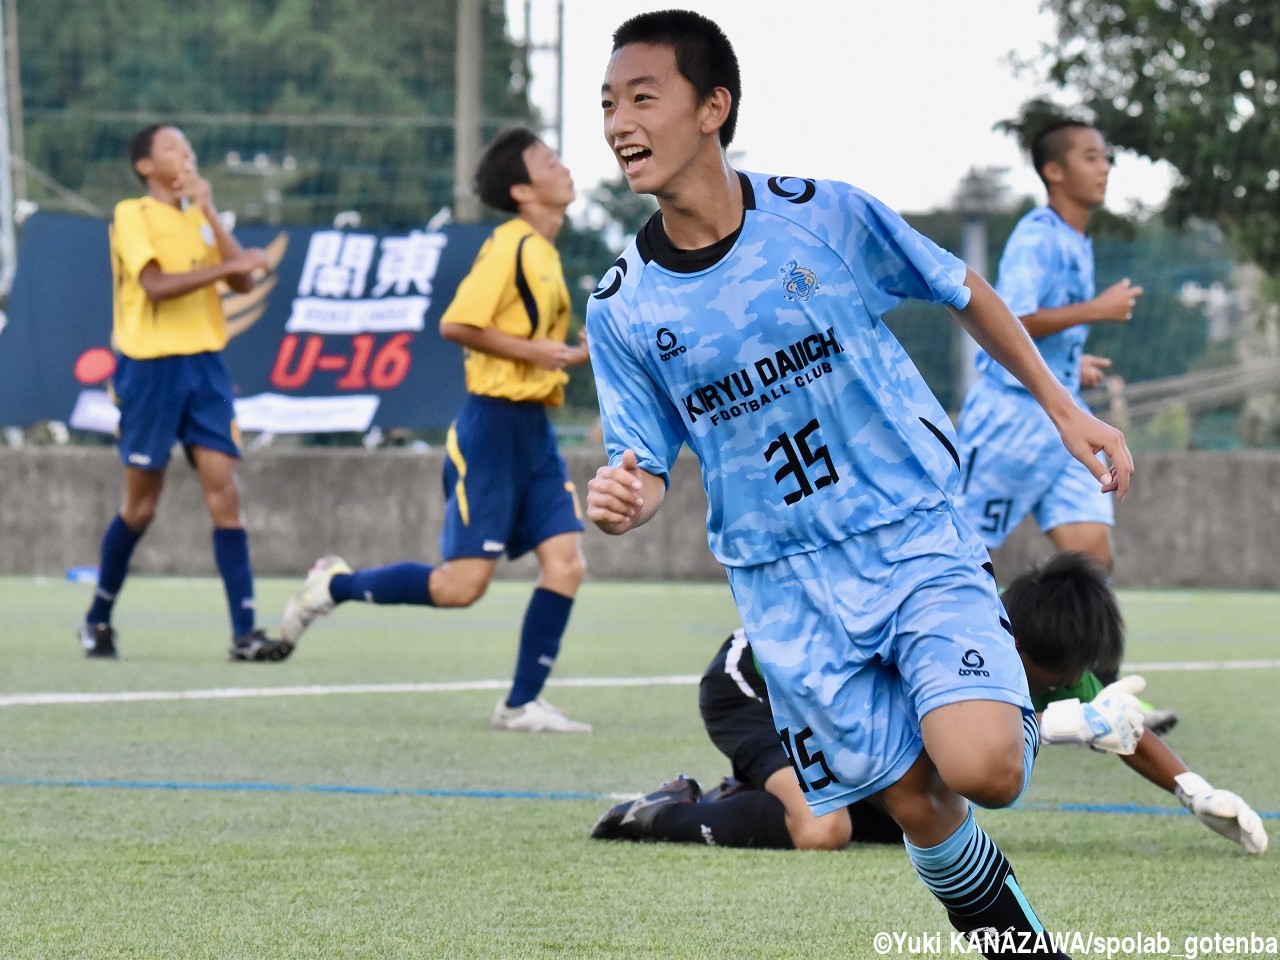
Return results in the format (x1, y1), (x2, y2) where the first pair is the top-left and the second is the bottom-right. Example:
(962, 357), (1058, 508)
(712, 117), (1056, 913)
(1030, 119), (1098, 188)
(474, 127), (541, 213)
(612, 9), (741, 147)
(1003, 551), (1124, 681)
(128, 123), (168, 184)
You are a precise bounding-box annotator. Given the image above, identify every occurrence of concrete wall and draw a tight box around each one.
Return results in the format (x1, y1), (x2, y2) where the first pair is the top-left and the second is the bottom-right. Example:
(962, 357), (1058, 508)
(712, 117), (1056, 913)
(2, 447), (1278, 588)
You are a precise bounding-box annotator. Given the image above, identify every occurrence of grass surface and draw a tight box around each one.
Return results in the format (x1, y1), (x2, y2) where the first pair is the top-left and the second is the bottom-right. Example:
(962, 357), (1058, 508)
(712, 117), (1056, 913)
(2, 578), (1278, 958)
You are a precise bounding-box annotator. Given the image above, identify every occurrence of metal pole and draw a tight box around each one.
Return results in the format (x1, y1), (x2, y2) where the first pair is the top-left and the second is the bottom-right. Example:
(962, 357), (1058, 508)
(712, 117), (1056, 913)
(3, 0), (20, 203)
(956, 215), (987, 401)
(453, 0), (483, 223)
(0, 0), (18, 297)
(554, 0), (564, 153)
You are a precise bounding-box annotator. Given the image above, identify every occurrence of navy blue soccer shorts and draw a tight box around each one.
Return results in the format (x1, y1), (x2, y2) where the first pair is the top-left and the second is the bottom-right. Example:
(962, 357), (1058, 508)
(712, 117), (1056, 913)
(114, 352), (241, 470)
(439, 394), (584, 562)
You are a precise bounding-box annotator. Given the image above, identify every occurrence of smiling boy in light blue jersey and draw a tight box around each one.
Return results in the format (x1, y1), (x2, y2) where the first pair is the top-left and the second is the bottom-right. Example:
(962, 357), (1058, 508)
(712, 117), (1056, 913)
(585, 11), (1134, 958)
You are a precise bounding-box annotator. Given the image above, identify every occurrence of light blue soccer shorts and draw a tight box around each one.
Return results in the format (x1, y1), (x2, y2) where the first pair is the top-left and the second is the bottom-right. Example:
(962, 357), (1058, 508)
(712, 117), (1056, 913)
(955, 378), (1114, 549)
(726, 503), (1032, 817)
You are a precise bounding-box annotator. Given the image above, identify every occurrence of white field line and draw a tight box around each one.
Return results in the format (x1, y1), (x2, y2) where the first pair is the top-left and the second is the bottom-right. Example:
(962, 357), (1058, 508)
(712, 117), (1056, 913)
(3, 659), (1279, 709)
(0, 675), (703, 708)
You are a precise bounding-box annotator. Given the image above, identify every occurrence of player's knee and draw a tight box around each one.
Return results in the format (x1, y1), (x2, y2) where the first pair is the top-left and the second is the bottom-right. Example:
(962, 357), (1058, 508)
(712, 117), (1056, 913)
(949, 751), (1025, 809)
(1092, 543), (1113, 572)
(435, 581), (488, 607)
(543, 550), (585, 591)
(537, 539), (585, 594)
(121, 500), (159, 530)
(789, 813), (852, 851)
(203, 481), (242, 526)
(429, 570), (490, 608)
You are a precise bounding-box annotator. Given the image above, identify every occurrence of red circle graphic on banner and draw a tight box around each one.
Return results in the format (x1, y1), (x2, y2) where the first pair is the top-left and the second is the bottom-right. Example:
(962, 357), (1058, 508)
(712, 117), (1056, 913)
(74, 347), (117, 385)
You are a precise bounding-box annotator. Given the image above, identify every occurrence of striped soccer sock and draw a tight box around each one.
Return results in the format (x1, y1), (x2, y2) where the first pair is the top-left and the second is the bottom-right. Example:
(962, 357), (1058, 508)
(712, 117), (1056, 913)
(905, 809), (1067, 957)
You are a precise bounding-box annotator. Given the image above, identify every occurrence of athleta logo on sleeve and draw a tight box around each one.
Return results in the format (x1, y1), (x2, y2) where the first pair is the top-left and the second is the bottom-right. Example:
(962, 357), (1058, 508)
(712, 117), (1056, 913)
(655, 327), (686, 361)
(767, 176), (816, 204)
(592, 257), (627, 300)
(959, 649), (991, 677)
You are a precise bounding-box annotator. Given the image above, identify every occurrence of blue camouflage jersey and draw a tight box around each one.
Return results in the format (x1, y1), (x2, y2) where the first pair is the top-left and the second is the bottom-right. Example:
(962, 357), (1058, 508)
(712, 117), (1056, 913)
(975, 205), (1094, 392)
(587, 172), (972, 568)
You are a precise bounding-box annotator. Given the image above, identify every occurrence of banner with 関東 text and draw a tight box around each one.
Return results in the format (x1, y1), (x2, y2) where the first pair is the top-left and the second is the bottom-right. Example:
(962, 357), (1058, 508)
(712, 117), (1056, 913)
(0, 211), (495, 433)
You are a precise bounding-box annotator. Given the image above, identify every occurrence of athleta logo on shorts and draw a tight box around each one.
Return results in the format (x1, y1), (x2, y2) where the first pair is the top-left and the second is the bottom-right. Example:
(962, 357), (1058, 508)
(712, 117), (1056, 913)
(655, 327), (686, 361)
(959, 649), (991, 677)
(127, 452), (152, 466)
(779, 260), (820, 302)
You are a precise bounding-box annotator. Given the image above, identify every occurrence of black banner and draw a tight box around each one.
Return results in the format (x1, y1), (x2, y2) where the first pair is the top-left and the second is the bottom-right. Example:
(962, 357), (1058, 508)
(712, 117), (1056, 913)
(0, 211), (494, 433)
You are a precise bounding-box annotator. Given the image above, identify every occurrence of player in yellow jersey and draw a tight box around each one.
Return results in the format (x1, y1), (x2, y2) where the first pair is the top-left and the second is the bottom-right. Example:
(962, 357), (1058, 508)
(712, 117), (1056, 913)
(78, 123), (292, 662)
(282, 128), (593, 732)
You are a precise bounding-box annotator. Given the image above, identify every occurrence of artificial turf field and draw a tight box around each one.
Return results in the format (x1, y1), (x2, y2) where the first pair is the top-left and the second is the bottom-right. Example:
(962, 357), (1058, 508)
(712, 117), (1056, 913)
(2, 577), (1278, 959)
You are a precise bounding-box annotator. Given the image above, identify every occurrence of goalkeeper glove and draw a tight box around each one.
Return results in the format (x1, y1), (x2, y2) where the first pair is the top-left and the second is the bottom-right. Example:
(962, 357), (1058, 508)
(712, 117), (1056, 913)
(1040, 675), (1146, 755)
(1174, 771), (1269, 855)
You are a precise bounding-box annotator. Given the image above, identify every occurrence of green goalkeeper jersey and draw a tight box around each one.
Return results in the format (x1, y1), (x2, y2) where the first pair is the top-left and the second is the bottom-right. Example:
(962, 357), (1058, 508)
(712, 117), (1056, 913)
(1031, 670), (1104, 714)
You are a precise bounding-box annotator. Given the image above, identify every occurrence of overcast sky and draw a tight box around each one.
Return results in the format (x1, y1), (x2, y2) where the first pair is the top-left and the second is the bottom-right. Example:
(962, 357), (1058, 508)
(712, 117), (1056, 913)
(508, 0), (1176, 216)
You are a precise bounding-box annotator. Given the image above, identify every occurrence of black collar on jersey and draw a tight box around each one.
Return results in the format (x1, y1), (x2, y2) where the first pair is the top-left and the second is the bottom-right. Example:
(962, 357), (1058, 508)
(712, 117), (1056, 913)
(636, 171), (757, 273)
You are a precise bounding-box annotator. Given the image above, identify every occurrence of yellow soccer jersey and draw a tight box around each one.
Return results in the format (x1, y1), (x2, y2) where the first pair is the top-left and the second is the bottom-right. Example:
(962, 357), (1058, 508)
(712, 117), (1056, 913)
(440, 218), (572, 406)
(110, 197), (227, 359)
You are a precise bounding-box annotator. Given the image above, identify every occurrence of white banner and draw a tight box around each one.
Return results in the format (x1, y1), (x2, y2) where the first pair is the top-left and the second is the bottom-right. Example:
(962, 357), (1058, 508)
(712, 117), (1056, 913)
(68, 389), (120, 433)
(234, 393), (380, 433)
(68, 389), (381, 435)
(284, 296), (429, 334)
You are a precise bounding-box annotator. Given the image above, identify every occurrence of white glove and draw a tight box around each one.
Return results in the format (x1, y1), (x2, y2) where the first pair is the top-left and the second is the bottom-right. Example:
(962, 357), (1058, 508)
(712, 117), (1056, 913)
(1174, 771), (1269, 855)
(1040, 675), (1147, 755)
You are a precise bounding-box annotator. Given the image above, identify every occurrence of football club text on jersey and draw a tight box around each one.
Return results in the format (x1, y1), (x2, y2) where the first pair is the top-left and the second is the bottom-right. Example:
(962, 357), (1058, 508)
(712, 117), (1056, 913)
(682, 327), (844, 427)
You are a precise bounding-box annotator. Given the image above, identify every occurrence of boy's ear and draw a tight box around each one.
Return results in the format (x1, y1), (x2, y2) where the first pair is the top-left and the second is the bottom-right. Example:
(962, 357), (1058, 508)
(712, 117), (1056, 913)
(134, 156), (154, 180)
(1040, 160), (1065, 186)
(698, 86), (732, 138)
(509, 181), (534, 207)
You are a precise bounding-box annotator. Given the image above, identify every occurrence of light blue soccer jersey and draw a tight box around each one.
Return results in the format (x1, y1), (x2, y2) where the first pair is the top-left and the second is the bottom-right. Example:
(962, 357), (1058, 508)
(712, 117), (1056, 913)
(975, 205), (1094, 392)
(587, 172), (972, 568)
(956, 204), (1112, 547)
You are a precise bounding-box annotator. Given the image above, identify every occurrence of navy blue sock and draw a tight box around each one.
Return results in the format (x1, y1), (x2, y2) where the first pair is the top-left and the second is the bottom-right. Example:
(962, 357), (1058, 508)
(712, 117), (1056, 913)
(212, 528), (256, 638)
(906, 809), (1067, 958)
(86, 515), (143, 624)
(507, 588), (573, 708)
(330, 563), (434, 605)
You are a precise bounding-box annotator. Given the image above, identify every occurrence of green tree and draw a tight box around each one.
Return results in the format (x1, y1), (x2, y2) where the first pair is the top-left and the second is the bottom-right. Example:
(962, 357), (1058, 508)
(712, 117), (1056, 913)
(17, 0), (534, 228)
(1014, 0), (1280, 272)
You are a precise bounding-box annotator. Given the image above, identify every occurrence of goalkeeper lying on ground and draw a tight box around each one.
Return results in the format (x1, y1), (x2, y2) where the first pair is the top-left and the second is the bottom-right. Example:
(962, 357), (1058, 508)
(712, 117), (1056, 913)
(592, 552), (1268, 855)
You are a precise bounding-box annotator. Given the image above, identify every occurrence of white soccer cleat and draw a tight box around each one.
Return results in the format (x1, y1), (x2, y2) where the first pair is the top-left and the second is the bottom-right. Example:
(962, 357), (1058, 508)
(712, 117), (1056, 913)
(280, 555), (351, 645)
(490, 697), (592, 733)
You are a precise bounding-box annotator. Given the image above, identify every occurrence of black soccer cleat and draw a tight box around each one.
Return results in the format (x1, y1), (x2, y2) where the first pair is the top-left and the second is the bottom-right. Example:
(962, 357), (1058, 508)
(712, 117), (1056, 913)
(1142, 706), (1179, 737)
(78, 621), (119, 659)
(702, 775), (750, 803)
(227, 629), (295, 662)
(590, 775), (702, 841)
